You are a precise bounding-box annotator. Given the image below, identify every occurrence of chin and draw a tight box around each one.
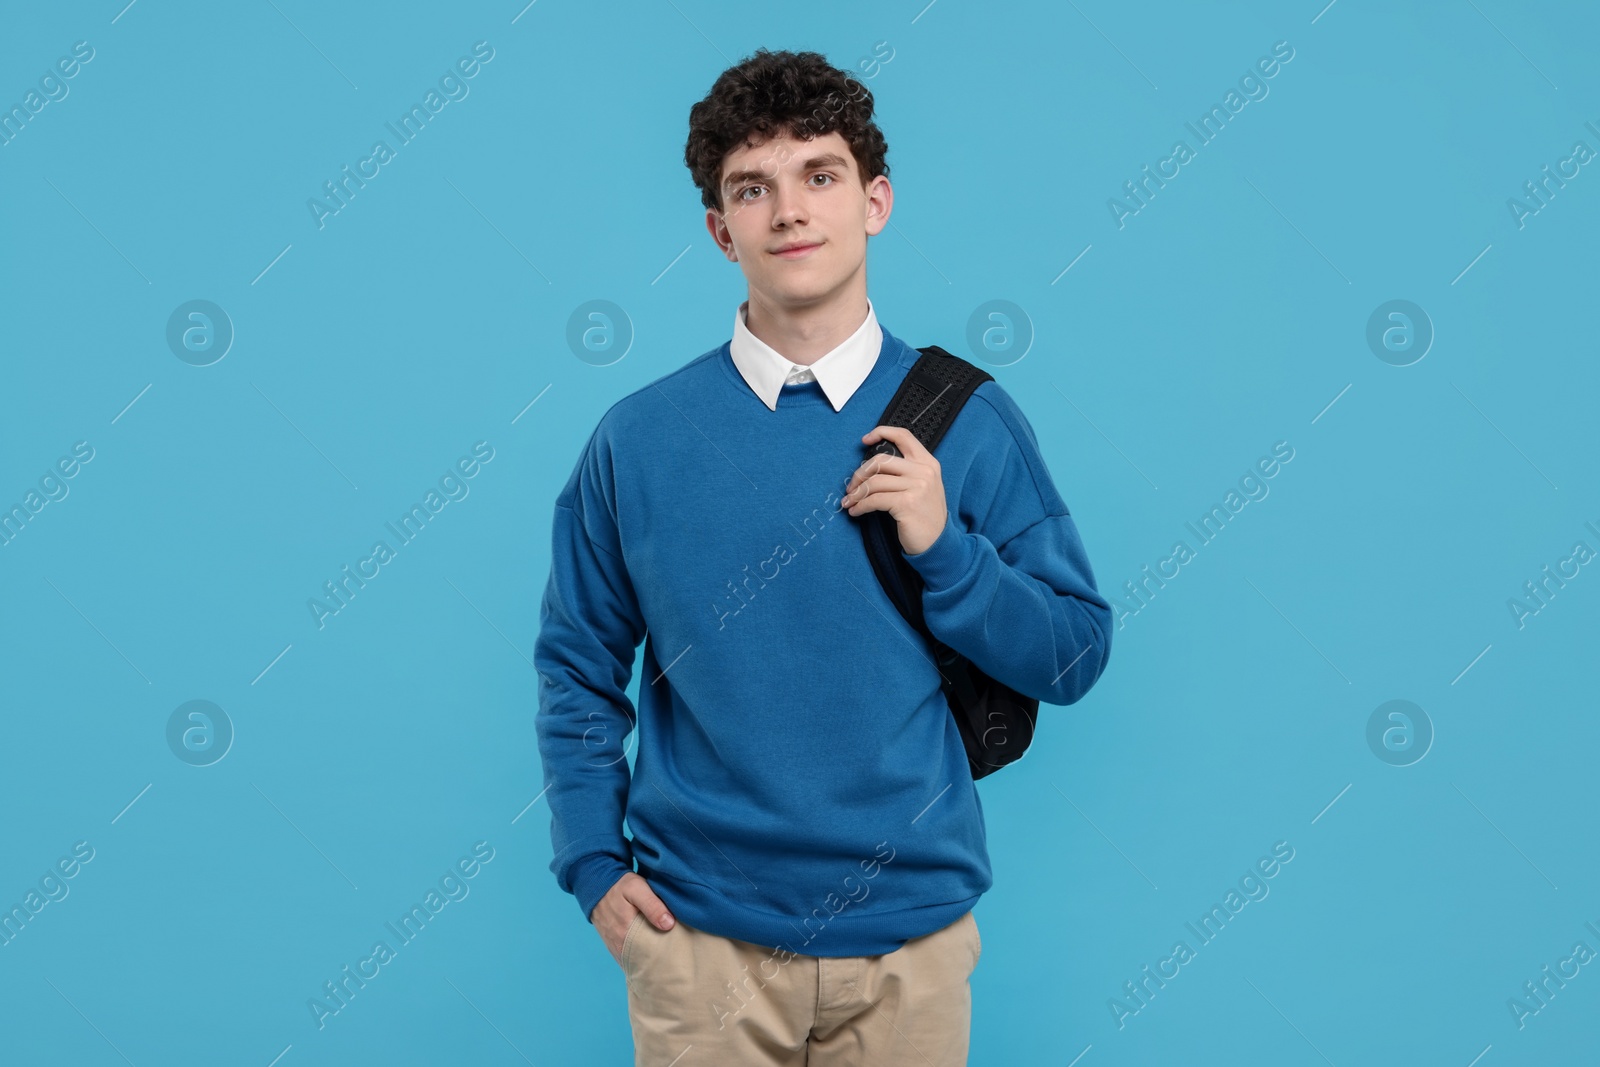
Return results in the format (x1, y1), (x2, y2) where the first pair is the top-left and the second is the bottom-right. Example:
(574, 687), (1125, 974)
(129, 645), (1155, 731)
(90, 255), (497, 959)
(764, 274), (849, 304)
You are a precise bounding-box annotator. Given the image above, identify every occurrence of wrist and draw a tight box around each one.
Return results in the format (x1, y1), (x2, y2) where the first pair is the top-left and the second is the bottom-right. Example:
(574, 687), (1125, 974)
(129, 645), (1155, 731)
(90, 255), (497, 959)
(572, 853), (631, 923)
(903, 511), (974, 588)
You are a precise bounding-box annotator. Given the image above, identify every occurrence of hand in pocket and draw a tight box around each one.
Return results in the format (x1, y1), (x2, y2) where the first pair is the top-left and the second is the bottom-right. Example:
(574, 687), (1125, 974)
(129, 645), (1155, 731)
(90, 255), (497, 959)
(592, 872), (675, 966)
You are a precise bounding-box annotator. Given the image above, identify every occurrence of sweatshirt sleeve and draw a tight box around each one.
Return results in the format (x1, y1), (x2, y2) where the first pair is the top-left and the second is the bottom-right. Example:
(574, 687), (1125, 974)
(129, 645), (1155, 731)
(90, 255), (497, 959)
(900, 388), (1112, 706)
(533, 427), (646, 923)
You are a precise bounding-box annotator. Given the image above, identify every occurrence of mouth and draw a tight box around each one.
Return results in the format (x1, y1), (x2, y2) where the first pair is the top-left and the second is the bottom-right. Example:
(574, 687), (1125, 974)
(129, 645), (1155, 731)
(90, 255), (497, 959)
(771, 241), (822, 259)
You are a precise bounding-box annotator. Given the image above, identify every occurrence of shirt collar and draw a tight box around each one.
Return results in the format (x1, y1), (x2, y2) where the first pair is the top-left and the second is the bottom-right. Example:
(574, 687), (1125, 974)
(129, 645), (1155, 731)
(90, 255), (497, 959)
(729, 298), (883, 411)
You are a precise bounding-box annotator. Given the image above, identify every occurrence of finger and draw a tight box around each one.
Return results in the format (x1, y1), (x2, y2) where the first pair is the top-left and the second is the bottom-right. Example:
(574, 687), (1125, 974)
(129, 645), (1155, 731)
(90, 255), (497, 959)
(628, 884), (676, 929)
(846, 469), (918, 501)
(864, 424), (929, 461)
(845, 454), (911, 494)
(845, 480), (914, 514)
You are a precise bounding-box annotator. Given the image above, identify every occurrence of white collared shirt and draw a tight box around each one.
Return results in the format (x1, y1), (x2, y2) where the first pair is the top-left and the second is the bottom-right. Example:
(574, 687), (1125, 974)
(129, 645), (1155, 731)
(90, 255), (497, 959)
(729, 298), (883, 411)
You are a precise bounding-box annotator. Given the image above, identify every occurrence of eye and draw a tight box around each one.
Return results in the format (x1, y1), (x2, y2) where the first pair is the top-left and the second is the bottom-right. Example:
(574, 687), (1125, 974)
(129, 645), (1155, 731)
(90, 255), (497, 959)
(738, 184), (766, 202)
(810, 173), (835, 187)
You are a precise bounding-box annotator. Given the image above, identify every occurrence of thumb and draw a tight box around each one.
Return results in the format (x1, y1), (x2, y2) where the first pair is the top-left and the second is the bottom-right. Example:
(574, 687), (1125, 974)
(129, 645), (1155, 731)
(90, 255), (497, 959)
(632, 885), (675, 930)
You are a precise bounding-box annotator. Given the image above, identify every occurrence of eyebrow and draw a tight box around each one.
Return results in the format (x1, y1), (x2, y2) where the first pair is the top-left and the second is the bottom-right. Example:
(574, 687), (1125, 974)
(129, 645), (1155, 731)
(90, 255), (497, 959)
(722, 152), (852, 191)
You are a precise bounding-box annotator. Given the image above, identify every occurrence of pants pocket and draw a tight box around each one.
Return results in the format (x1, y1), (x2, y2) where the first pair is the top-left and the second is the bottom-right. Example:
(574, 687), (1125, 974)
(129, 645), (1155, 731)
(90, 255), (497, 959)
(620, 912), (647, 972)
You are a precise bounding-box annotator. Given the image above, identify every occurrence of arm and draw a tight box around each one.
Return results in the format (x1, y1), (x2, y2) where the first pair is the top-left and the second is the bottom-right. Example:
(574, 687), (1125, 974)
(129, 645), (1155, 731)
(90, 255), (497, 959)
(898, 388), (1113, 705)
(533, 431), (646, 923)
(902, 506), (1112, 705)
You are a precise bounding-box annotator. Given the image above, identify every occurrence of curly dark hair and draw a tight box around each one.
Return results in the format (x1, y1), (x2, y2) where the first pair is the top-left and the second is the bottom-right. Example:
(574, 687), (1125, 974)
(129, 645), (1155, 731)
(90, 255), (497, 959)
(685, 48), (890, 214)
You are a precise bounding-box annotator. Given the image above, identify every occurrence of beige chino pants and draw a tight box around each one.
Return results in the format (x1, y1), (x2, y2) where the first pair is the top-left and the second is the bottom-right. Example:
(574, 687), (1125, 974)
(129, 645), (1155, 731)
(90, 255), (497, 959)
(622, 910), (981, 1065)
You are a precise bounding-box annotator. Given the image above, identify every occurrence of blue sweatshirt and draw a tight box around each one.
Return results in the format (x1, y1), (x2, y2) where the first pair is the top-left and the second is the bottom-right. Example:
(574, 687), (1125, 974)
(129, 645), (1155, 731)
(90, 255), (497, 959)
(533, 325), (1113, 957)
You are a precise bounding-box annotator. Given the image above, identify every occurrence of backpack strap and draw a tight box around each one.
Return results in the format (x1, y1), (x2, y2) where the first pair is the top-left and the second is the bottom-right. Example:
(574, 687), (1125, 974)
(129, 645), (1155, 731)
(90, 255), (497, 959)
(868, 345), (995, 458)
(860, 346), (994, 701)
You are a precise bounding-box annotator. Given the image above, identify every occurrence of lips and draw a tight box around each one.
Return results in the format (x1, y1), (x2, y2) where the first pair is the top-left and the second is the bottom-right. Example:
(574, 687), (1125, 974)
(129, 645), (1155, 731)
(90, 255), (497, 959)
(772, 241), (821, 259)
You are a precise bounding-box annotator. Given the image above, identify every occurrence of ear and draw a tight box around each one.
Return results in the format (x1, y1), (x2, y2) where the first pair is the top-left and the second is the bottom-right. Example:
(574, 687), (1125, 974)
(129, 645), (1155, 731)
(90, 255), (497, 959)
(705, 207), (738, 262)
(864, 174), (892, 237)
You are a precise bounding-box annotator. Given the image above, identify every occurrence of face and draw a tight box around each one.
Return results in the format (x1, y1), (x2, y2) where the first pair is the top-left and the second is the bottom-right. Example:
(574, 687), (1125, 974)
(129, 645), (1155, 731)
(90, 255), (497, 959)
(705, 129), (891, 312)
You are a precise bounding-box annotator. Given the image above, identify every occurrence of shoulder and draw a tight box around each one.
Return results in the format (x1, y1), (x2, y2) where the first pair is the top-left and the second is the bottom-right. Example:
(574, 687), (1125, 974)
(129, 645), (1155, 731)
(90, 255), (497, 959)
(954, 371), (1069, 519)
(594, 344), (727, 437)
(967, 375), (1041, 456)
(556, 344), (725, 505)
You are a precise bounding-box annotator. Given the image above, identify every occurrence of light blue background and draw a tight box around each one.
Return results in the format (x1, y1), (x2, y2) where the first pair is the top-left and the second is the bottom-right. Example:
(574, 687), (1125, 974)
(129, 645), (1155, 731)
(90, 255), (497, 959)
(3, 1), (1597, 1063)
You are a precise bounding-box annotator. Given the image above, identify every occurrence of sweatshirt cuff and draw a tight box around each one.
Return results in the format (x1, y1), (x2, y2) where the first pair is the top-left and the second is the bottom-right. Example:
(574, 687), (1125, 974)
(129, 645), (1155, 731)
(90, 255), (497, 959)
(902, 510), (977, 590)
(570, 852), (632, 923)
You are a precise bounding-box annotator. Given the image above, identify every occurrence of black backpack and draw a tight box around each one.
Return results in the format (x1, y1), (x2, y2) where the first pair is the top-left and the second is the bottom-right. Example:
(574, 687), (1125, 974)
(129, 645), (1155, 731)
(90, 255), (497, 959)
(855, 345), (1040, 780)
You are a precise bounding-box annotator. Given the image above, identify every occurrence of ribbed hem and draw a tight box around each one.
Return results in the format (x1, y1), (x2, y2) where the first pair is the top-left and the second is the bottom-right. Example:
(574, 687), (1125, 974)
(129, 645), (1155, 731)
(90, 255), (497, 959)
(640, 867), (983, 958)
(569, 852), (632, 923)
(902, 511), (977, 590)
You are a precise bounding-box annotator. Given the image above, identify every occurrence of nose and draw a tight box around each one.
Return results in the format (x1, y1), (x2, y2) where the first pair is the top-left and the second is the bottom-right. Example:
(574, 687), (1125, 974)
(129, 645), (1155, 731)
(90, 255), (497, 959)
(771, 177), (808, 228)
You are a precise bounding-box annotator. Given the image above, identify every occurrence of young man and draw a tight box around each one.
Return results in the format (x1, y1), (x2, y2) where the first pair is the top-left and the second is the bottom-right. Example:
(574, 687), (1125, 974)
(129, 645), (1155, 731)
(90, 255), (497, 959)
(534, 48), (1112, 1065)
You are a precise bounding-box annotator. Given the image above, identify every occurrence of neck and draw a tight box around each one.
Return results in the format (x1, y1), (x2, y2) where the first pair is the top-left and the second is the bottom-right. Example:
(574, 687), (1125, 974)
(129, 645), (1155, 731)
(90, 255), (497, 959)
(743, 275), (869, 366)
